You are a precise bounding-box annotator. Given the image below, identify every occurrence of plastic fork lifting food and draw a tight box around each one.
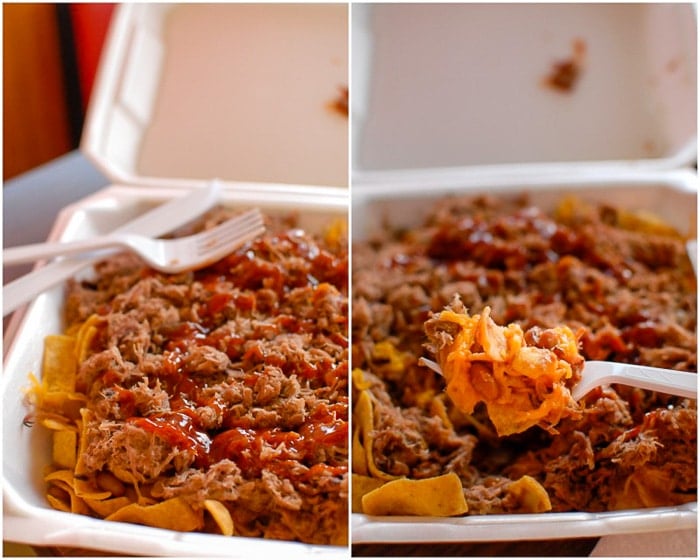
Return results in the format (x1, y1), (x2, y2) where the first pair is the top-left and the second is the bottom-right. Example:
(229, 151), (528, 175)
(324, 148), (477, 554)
(419, 357), (697, 402)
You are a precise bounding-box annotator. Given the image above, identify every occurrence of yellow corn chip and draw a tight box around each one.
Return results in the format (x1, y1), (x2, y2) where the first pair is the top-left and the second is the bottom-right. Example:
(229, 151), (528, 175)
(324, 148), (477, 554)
(106, 497), (204, 532)
(353, 389), (396, 481)
(351, 474), (384, 513)
(40, 392), (86, 420)
(352, 368), (372, 391)
(74, 408), (94, 477)
(45, 470), (91, 515)
(372, 341), (406, 375)
(42, 417), (78, 432)
(506, 475), (552, 513)
(52, 430), (77, 469)
(70, 493), (91, 515)
(428, 396), (453, 431)
(45, 469), (77, 486)
(42, 335), (77, 393)
(74, 314), (103, 363)
(324, 217), (347, 248)
(204, 499), (234, 536)
(74, 477), (112, 501)
(46, 493), (72, 513)
(45, 469), (110, 500)
(361, 472), (468, 516)
(351, 425), (368, 476)
(85, 496), (134, 518)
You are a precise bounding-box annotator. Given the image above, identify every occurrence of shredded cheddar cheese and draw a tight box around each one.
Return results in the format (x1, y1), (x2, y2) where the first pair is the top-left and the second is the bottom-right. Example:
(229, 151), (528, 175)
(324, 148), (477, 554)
(427, 303), (584, 436)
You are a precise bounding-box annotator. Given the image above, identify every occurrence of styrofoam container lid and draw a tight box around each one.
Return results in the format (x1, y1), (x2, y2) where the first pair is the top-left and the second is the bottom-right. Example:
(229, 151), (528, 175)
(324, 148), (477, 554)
(352, 3), (697, 185)
(82, 3), (349, 189)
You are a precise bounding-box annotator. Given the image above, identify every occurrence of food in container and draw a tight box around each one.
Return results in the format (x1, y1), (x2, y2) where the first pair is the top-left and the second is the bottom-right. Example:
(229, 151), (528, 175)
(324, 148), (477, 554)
(351, 185), (696, 532)
(423, 302), (584, 437)
(22, 205), (349, 545)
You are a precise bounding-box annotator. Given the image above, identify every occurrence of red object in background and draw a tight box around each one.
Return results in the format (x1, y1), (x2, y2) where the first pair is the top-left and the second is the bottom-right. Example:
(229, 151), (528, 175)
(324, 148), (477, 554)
(69, 3), (115, 113)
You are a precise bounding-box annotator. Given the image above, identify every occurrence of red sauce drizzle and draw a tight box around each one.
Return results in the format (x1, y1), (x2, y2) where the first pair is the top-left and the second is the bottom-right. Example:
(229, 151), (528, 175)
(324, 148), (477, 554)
(128, 411), (211, 468)
(107, 225), (348, 480)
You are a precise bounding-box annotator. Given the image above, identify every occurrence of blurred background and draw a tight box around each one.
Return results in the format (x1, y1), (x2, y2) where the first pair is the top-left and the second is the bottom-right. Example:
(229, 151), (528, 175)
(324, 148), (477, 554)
(3, 3), (115, 181)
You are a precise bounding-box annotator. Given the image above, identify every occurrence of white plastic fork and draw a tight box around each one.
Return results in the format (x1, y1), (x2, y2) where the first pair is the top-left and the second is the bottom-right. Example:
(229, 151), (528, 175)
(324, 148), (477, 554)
(569, 361), (697, 401)
(419, 358), (697, 401)
(4, 208), (265, 274)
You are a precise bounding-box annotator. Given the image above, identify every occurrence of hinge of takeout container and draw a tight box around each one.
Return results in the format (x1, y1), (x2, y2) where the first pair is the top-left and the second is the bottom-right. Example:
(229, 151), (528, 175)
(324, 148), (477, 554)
(81, 4), (170, 187)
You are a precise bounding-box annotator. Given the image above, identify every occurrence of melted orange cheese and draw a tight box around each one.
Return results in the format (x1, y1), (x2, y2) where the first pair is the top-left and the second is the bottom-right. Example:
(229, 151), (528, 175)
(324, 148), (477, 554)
(431, 306), (583, 436)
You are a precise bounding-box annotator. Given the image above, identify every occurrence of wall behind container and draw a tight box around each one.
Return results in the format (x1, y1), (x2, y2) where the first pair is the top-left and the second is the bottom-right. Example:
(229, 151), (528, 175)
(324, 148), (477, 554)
(3, 3), (114, 181)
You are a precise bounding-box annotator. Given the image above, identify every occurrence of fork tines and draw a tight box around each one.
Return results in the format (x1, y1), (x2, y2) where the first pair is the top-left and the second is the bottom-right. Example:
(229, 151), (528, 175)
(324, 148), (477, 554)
(195, 209), (265, 253)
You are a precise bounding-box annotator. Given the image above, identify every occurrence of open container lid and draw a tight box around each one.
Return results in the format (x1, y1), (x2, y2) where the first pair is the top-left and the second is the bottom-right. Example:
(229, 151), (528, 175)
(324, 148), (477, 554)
(352, 3), (697, 187)
(82, 3), (349, 190)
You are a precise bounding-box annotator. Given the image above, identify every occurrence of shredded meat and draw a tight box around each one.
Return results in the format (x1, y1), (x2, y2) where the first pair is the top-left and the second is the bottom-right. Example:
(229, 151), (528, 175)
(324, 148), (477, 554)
(62, 208), (349, 545)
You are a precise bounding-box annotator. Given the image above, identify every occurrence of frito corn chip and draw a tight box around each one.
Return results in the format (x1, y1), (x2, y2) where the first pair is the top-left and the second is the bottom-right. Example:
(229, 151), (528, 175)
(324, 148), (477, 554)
(42, 335), (77, 393)
(428, 396), (453, 431)
(352, 425), (368, 476)
(47, 493), (72, 513)
(71, 495), (91, 515)
(352, 367), (373, 391)
(74, 314), (103, 363)
(74, 408), (94, 477)
(29, 334), (86, 421)
(324, 217), (347, 248)
(351, 474), (384, 513)
(372, 341), (406, 375)
(506, 475), (552, 513)
(45, 469), (111, 501)
(42, 417), (79, 431)
(45, 470), (91, 515)
(487, 385), (570, 437)
(85, 496), (134, 518)
(45, 469), (77, 486)
(353, 388), (396, 481)
(40, 392), (86, 420)
(52, 430), (77, 469)
(106, 497), (204, 532)
(361, 472), (468, 516)
(204, 499), (234, 536)
(74, 477), (112, 501)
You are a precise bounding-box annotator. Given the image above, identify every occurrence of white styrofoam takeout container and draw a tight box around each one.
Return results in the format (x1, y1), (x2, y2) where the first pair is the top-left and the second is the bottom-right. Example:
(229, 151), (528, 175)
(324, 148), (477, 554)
(3, 3), (349, 557)
(350, 2), (697, 545)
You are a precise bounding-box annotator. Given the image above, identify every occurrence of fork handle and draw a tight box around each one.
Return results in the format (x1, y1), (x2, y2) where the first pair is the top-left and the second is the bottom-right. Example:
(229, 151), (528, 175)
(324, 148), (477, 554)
(4, 236), (128, 266)
(578, 361), (697, 400)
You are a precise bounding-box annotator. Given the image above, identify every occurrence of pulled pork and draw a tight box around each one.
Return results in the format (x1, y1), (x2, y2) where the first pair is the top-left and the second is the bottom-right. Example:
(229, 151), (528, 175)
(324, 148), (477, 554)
(62, 208), (348, 545)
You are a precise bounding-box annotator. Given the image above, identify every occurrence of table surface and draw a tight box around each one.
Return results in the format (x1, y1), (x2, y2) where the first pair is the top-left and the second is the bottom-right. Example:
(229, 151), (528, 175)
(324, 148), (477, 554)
(2, 152), (696, 557)
(3, 151), (110, 283)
